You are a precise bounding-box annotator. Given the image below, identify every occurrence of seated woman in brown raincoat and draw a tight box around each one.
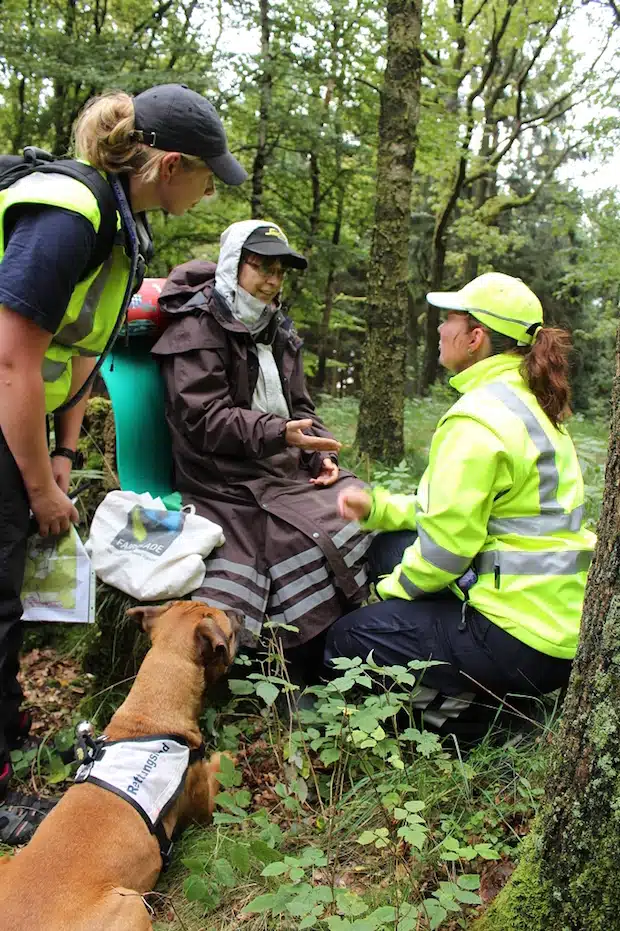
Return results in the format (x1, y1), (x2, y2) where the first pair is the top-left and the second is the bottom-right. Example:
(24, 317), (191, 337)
(151, 219), (372, 672)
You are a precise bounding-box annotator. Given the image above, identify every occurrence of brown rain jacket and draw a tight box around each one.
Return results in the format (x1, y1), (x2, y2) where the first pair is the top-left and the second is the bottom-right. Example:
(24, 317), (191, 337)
(151, 260), (372, 649)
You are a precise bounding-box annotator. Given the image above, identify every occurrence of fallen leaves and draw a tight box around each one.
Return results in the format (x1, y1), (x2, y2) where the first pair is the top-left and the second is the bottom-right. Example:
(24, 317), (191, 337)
(19, 647), (93, 738)
(479, 857), (517, 904)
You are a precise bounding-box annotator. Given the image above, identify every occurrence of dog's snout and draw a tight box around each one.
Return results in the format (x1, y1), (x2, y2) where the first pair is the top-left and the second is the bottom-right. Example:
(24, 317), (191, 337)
(195, 619), (235, 671)
(213, 643), (229, 663)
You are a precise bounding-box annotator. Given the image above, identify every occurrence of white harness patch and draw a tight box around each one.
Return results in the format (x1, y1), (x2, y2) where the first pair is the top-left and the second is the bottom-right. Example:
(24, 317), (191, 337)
(75, 736), (192, 828)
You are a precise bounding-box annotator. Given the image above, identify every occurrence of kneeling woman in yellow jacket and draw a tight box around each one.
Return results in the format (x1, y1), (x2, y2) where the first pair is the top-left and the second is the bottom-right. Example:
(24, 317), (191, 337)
(327, 272), (595, 742)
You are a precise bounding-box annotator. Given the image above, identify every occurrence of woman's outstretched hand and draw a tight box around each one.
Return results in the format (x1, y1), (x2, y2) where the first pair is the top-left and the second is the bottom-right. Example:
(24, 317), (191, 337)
(285, 419), (341, 452)
(338, 486), (372, 521)
(310, 458), (339, 487)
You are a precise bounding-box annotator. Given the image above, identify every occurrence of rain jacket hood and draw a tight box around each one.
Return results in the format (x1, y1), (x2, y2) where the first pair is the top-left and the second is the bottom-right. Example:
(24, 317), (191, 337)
(214, 219), (288, 335)
(215, 219), (273, 306)
(156, 218), (287, 330)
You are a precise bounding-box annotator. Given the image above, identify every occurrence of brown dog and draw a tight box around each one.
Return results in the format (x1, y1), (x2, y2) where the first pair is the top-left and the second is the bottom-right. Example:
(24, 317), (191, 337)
(0, 600), (240, 931)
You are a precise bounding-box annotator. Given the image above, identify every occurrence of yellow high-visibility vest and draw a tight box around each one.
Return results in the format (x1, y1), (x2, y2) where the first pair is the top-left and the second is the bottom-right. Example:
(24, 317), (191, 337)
(363, 354), (595, 659)
(0, 169), (131, 412)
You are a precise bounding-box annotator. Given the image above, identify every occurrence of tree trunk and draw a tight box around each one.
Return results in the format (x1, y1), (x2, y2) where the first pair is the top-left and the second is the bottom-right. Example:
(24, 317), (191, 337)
(250, 0), (272, 219)
(421, 233), (446, 392)
(316, 182), (345, 390)
(464, 125), (493, 281)
(475, 325), (620, 930)
(11, 76), (26, 154)
(407, 285), (419, 396)
(315, 264), (336, 391)
(356, 0), (421, 463)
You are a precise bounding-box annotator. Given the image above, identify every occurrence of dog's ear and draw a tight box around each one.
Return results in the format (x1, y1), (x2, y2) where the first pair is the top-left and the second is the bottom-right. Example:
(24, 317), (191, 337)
(223, 609), (244, 635)
(126, 603), (173, 633)
(195, 612), (237, 673)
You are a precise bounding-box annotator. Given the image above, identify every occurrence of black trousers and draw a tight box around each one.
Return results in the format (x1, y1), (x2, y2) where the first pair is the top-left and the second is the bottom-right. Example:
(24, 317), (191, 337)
(324, 530), (572, 743)
(0, 429), (30, 767)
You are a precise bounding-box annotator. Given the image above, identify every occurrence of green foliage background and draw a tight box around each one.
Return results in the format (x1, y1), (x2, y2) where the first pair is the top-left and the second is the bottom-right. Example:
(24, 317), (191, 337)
(1, 0), (619, 411)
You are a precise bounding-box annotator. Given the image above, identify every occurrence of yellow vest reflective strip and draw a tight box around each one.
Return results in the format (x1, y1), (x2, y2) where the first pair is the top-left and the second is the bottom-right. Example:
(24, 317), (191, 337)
(484, 382), (578, 535)
(488, 505), (585, 537)
(475, 549), (593, 576)
(416, 524), (471, 575)
(41, 358), (67, 381)
(398, 572), (426, 598)
(53, 252), (116, 346)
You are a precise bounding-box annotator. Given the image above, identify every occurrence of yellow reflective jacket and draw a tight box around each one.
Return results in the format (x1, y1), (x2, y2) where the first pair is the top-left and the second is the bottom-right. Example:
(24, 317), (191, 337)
(362, 354), (595, 659)
(0, 169), (131, 412)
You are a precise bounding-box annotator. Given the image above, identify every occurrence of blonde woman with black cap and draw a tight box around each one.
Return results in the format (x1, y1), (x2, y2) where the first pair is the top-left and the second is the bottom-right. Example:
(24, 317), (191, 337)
(0, 84), (247, 842)
(329, 273), (595, 744)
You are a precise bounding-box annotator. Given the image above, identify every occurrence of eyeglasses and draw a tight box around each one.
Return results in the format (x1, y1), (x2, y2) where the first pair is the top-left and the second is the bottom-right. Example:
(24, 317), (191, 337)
(244, 257), (286, 278)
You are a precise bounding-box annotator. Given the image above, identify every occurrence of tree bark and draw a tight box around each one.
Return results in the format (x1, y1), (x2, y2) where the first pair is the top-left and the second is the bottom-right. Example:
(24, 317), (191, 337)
(475, 324), (620, 930)
(356, 0), (421, 463)
(250, 0), (273, 219)
(316, 181), (345, 390)
(464, 124), (494, 281)
(51, 0), (78, 155)
(11, 76), (26, 154)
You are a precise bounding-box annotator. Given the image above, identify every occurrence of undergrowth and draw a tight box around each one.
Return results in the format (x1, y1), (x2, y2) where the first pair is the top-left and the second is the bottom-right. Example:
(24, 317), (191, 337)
(6, 393), (607, 926)
(148, 640), (556, 931)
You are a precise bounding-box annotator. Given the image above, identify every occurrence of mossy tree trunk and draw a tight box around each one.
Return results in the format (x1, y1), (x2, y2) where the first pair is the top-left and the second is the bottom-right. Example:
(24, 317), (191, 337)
(356, 0), (421, 463)
(475, 326), (620, 930)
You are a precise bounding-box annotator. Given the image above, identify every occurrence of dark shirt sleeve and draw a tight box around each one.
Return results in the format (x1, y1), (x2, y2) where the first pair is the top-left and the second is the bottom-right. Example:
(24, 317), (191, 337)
(0, 206), (97, 334)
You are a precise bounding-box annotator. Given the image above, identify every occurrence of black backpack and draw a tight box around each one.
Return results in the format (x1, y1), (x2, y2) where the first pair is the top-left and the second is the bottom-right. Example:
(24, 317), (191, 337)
(0, 146), (118, 277)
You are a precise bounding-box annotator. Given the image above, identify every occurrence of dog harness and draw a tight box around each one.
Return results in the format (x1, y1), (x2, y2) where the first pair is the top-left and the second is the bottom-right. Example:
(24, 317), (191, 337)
(74, 732), (205, 868)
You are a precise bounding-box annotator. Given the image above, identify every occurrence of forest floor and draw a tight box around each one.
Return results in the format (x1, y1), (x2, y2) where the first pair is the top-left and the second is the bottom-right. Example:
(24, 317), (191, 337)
(2, 390), (608, 931)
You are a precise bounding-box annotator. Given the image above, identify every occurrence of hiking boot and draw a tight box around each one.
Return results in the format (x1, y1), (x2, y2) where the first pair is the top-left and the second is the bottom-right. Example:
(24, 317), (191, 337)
(0, 791), (58, 846)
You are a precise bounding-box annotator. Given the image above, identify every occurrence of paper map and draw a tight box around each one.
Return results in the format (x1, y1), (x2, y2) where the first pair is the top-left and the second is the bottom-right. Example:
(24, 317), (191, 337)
(21, 525), (96, 624)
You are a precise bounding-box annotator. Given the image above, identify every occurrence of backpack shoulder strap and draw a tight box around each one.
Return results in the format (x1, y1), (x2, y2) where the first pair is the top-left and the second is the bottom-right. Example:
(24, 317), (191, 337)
(43, 160), (118, 276)
(0, 153), (118, 276)
(0, 155), (36, 191)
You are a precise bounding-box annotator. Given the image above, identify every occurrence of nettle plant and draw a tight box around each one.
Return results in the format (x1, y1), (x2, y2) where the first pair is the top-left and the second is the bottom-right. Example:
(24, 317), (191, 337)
(184, 653), (501, 930)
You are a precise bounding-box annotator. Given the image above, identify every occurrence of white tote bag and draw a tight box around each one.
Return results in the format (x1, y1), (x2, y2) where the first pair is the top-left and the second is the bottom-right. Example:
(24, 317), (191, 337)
(86, 491), (225, 600)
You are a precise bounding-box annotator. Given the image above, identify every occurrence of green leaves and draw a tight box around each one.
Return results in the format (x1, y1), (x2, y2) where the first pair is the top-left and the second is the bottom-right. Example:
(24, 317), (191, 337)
(212, 858), (237, 888)
(358, 827), (390, 849)
(180, 651), (525, 931)
(400, 727), (441, 758)
(325, 906), (396, 931)
(320, 746), (341, 765)
(183, 873), (221, 910)
(256, 680), (279, 706)
(229, 843), (251, 875)
(441, 835), (501, 862)
(244, 892), (278, 914)
(214, 754), (242, 789)
(227, 679), (255, 696)
(250, 839), (283, 865)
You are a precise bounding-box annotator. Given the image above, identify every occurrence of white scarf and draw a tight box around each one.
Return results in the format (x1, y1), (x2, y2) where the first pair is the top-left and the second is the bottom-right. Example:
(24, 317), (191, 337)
(232, 285), (274, 336)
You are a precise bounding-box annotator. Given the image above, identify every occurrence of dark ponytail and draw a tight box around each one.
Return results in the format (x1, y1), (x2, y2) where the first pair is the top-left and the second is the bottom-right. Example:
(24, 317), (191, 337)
(520, 328), (572, 428)
(465, 315), (572, 428)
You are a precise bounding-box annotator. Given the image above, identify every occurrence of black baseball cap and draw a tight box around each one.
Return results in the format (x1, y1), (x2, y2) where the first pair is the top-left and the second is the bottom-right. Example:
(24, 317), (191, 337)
(133, 84), (248, 186)
(243, 225), (308, 270)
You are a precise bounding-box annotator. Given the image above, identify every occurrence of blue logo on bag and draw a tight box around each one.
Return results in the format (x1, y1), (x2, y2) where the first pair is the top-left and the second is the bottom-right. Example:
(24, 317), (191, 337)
(112, 506), (185, 556)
